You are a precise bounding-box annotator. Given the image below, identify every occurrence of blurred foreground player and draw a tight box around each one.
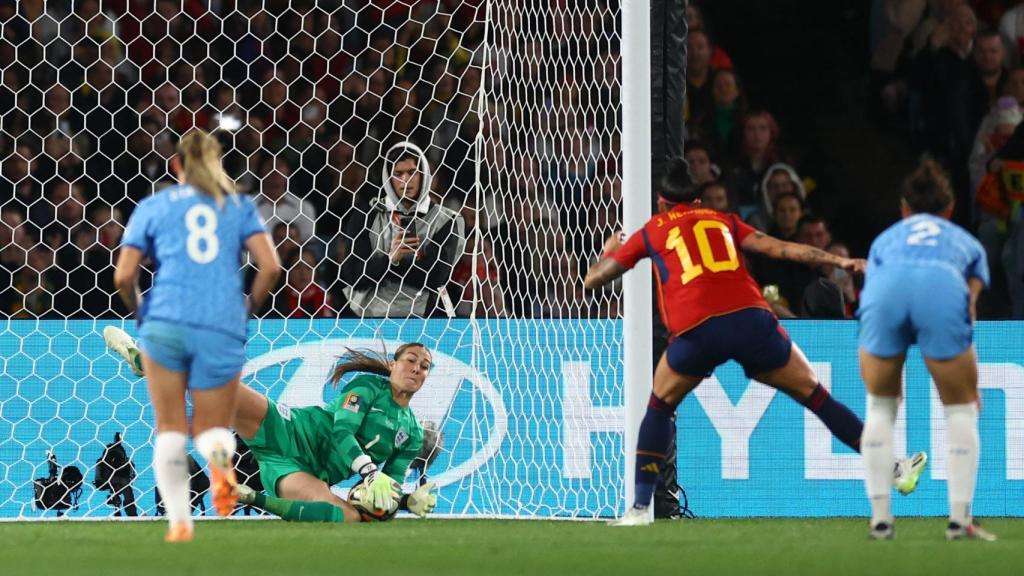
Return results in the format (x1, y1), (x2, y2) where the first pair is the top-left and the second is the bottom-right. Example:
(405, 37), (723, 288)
(112, 129), (281, 541)
(859, 160), (994, 541)
(584, 159), (927, 526)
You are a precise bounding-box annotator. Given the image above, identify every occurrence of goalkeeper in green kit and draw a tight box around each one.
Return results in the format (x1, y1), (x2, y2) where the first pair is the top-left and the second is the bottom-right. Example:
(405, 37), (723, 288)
(106, 330), (439, 522)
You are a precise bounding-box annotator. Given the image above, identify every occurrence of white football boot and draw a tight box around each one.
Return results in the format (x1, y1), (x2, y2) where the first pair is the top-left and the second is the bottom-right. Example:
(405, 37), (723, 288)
(894, 451), (928, 495)
(609, 506), (654, 527)
(103, 325), (144, 377)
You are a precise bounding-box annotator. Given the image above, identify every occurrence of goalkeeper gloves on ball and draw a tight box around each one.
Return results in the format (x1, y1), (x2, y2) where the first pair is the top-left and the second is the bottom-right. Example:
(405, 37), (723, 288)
(357, 463), (401, 511)
(401, 482), (438, 518)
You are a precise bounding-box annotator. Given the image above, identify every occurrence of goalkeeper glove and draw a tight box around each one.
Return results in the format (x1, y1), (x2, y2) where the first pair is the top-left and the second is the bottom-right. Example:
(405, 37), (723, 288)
(401, 481), (437, 518)
(357, 462), (401, 511)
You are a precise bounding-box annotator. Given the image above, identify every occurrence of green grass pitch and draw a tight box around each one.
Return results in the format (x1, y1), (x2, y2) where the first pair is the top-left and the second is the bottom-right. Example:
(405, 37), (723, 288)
(1, 518), (1021, 576)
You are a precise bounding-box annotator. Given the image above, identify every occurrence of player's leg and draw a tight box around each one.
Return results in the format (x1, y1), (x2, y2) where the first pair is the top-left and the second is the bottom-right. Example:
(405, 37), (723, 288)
(190, 330), (247, 517)
(637, 353), (702, 503)
(859, 348), (905, 539)
(233, 383), (270, 440)
(924, 348), (994, 540)
(913, 279), (995, 540)
(191, 375), (241, 517)
(613, 328), (713, 526)
(748, 318), (864, 452)
(140, 350), (192, 542)
(242, 471), (361, 522)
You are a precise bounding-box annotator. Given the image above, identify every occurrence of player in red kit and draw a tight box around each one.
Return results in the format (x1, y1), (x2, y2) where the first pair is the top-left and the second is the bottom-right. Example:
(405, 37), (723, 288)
(585, 159), (927, 525)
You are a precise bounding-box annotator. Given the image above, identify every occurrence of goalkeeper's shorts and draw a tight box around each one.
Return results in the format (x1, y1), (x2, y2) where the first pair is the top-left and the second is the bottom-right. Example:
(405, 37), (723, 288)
(246, 399), (318, 497)
(138, 320), (245, 390)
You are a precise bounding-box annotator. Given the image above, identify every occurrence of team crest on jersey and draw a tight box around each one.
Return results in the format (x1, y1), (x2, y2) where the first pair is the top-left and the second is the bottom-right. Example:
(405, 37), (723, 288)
(276, 403), (292, 420)
(342, 393), (362, 413)
(395, 429), (409, 447)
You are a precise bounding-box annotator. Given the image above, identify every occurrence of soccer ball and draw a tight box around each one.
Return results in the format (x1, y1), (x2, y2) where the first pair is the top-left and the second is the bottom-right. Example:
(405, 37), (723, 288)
(348, 479), (399, 522)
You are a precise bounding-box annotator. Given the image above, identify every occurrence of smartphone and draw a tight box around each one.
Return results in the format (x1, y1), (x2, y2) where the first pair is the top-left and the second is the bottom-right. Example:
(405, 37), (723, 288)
(398, 213), (418, 239)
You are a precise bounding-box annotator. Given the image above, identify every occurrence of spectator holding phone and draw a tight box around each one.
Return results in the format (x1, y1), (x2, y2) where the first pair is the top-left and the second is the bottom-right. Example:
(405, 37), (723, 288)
(342, 141), (465, 318)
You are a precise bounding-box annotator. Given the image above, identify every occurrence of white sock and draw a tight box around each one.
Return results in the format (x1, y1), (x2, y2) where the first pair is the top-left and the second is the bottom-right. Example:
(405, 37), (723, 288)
(194, 427), (236, 467)
(863, 394), (898, 526)
(944, 402), (979, 526)
(154, 432), (192, 529)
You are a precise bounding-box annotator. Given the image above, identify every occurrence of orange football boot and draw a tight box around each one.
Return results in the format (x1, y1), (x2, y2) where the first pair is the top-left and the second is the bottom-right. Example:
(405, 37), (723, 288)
(164, 522), (193, 543)
(208, 449), (239, 517)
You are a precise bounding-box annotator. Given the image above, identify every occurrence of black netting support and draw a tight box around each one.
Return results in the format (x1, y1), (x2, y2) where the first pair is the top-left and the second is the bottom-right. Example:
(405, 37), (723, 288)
(652, 0), (690, 520)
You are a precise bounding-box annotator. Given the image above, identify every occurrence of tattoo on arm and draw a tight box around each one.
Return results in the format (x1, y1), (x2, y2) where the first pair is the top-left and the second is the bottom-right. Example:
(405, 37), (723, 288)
(787, 244), (834, 265)
(585, 258), (627, 289)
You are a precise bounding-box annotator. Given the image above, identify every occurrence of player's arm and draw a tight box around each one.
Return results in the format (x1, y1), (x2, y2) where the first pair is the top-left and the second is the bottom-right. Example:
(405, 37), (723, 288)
(584, 230), (640, 290)
(741, 231), (866, 274)
(328, 380), (401, 508)
(967, 240), (990, 322)
(115, 201), (155, 312)
(968, 277), (984, 321)
(328, 380), (379, 474)
(245, 232), (281, 313)
(584, 258), (628, 290)
(113, 247), (145, 313)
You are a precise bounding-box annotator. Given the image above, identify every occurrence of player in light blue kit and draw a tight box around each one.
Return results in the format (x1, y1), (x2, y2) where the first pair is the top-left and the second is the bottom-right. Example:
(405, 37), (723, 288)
(112, 130), (281, 542)
(858, 159), (994, 542)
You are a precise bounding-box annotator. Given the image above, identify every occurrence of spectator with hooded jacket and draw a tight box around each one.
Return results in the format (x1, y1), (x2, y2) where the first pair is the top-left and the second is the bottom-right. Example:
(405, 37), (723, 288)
(342, 141), (465, 318)
(746, 163), (808, 232)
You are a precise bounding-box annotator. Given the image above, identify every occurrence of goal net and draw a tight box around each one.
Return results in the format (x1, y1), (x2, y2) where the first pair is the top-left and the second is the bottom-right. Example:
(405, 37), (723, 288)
(0, 1), (625, 519)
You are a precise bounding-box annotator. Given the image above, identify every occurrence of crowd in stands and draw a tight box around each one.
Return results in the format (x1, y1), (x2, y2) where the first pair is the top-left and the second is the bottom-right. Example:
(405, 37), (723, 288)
(5, 0), (1023, 320)
(0, 0), (489, 319)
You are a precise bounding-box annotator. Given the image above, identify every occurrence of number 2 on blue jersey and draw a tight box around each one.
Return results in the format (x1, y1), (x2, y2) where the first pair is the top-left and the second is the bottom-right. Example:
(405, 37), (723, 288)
(906, 220), (941, 246)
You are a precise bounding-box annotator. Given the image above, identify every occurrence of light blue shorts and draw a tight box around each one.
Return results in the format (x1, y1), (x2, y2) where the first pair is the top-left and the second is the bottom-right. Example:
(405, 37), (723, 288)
(138, 320), (246, 390)
(858, 268), (973, 360)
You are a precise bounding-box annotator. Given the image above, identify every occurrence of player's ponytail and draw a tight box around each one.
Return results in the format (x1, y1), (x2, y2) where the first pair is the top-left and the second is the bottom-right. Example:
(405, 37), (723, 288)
(177, 129), (233, 207)
(330, 343), (430, 387)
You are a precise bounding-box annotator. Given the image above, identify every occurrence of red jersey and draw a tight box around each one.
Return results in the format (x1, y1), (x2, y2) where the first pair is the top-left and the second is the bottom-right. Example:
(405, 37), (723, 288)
(611, 205), (770, 335)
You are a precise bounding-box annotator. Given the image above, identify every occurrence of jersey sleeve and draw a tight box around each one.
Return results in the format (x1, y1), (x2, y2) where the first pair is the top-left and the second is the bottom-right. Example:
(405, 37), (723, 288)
(238, 195), (268, 241)
(326, 376), (381, 475)
(382, 425), (423, 480)
(610, 227), (649, 270)
(729, 213), (759, 244)
(121, 198), (155, 255)
(866, 240), (881, 270)
(967, 237), (991, 288)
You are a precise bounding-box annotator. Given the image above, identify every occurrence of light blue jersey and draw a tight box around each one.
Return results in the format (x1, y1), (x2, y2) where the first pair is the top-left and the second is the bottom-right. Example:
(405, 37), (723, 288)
(859, 214), (989, 359)
(122, 185), (266, 341)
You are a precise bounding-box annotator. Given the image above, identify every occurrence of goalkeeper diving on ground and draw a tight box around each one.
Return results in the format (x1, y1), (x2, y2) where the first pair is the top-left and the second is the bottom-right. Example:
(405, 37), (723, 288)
(584, 159), (928, 526)
(106, 329), (440, 523)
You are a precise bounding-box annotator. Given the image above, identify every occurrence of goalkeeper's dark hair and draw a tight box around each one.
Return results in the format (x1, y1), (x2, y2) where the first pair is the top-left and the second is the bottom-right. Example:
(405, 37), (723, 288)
(178, 129), (234, 208)
(901, 157), (954, 215)
(659, 157), (698, 204)
(330, 342), (431, 387)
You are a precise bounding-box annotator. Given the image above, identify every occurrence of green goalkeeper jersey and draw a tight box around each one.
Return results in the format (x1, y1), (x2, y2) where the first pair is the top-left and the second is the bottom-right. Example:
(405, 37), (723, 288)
(285, 374), (424, 485)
